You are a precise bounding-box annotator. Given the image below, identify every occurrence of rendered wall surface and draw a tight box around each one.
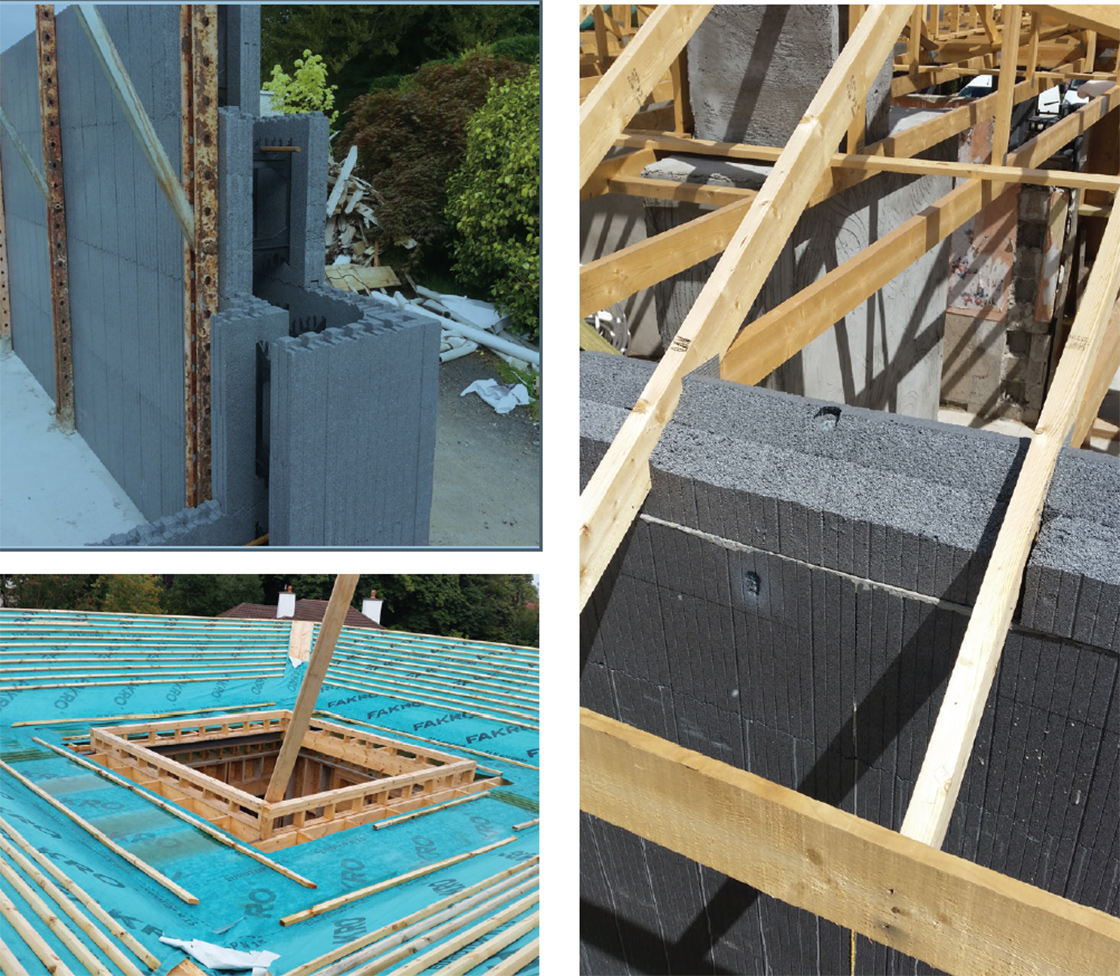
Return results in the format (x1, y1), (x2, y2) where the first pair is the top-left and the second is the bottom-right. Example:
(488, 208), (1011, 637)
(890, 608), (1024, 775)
(579, 352), (1119, 975)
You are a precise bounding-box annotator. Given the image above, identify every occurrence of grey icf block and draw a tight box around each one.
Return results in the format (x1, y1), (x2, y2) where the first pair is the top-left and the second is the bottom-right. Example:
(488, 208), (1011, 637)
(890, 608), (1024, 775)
(220, 5), (261, 111)
(218, 109), (257, 305)
(268, 307), (438, 546)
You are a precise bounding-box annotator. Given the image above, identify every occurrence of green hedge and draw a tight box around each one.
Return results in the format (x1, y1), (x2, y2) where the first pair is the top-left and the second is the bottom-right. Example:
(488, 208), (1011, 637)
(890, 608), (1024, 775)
(446, 67), (540, 341)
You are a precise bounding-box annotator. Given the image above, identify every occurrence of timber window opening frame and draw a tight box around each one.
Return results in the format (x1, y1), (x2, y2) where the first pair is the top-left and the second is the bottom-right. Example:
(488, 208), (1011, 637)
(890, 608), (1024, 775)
(579, 6), (1120, 974)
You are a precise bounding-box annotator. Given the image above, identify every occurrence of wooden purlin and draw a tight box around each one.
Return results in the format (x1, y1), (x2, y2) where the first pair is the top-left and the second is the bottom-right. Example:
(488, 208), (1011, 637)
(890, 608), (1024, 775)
(182, 5), (218, 507)
(35, 5), (74, 432)
(579, 3), (915, 609)
(581, 709), (1120, 976)
(900, 202), (1120, 849)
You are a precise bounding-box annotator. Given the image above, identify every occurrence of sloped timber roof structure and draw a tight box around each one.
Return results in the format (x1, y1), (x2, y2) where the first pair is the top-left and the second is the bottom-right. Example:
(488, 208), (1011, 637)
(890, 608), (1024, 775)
(0, 609), (540, 975)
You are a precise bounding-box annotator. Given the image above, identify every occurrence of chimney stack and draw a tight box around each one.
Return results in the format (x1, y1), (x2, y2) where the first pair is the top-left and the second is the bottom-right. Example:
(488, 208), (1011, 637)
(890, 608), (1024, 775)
(277, 585), (296, 619)
(361, 589), (383, 624)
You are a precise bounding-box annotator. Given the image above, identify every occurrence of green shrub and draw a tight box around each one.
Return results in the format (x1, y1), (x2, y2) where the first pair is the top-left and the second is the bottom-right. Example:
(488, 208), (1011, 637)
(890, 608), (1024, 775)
(446, 67), (540, 340)
(490, 34), (540, 63)
(263, 50), (339, 127)
(340, 53), (530, 273)
(367, 73), (405, 93)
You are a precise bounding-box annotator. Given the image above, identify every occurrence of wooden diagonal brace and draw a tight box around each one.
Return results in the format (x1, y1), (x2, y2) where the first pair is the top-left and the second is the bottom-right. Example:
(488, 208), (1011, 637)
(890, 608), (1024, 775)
(578, 4), (914, 610)
(900, 203), (1120, 849)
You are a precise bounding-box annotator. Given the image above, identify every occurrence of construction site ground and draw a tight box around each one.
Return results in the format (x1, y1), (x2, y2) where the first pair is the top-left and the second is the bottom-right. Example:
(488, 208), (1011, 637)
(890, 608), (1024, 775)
(0, 347), (541, 548)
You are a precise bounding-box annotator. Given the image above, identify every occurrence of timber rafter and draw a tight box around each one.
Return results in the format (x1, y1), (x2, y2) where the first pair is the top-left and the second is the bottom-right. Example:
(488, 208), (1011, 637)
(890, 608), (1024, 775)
(579, 6), (1120, 973)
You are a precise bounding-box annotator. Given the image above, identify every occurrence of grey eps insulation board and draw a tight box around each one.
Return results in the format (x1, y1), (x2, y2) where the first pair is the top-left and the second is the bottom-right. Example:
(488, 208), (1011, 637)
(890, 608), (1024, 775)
(579, 351), (1119, 975)
(0, 27), (54, 394)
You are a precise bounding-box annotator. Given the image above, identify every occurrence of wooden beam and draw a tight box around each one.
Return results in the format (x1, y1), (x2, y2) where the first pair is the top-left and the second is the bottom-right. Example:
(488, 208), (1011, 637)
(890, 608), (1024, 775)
(36, 5), (74, 432)
(901, 202), (1120, 849)
(0, 757), (199, 905)
(720, 84), (1120, 385)
(74, 3), (195, 248)
(1023, 5), (1120, 40)
(991, 4), (1022, 163)
(579, 5), (713, 188)
(847, 5), (867, 152)
(582, 3), (913, 605)
(581, 708), (1120, 976)
(263, 573), (359, 803)
(578, 4), (925, 608)
(582, 78), (1042, 317)
(1072, 298), (1120, 446)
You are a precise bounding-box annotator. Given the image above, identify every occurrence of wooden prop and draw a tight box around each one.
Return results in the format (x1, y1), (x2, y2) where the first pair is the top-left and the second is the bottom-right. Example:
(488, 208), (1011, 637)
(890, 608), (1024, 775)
(0, 834), (144, 976)
(900, 203), (1120, 849)
(0, 816), (159, 968)
(32, 737), (317, 888)
(581, 708), (1120, 976)
(280, 836), (517, 926)
(0, 757), (199, 905)
(0, 855), (113, 976)
(280, 860), (538, 976)
(0, 888), (74, 976)
(578, 4), (913, 610)
(579, 5), (713, 187)
(264, 573), (359, 804)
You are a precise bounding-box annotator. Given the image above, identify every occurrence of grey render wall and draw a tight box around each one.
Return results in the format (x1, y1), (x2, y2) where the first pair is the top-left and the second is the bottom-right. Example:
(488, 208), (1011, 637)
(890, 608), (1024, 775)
(646, 5), (949, 418)
(0, 29), (54, 387)
(579, 352), (1119, 975)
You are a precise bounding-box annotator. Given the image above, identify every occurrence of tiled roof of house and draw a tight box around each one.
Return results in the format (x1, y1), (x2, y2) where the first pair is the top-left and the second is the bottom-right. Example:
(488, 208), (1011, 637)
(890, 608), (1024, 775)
(218, 598), (384, 628)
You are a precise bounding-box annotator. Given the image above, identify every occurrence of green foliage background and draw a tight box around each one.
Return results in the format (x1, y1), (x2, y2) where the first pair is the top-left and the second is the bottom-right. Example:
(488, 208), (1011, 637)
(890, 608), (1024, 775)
(447, 67), (540, 339)
(1, 575), (538, 647)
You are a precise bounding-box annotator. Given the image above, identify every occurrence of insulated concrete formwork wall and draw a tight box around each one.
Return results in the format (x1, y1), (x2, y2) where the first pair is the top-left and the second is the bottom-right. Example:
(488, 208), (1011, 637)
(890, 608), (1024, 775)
(268, 302), (441, 547)
(579, 352), (1119, 976)
(0, 33), (52, 384)
(56, 5), (187, 520)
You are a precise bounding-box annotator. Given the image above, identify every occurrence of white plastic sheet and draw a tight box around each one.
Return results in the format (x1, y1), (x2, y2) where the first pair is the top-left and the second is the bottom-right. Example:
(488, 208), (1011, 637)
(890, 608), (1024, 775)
(460, 379), (531, 414)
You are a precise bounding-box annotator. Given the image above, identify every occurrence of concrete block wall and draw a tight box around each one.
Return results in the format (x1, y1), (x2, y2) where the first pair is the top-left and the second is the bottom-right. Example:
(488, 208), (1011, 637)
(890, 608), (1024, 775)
(646, 6), (950, 418)
(0, 29), (54, 386)
(218, 5), (260, 113)
(580, 351), (1119, 974)
(269, 302), (441, 547)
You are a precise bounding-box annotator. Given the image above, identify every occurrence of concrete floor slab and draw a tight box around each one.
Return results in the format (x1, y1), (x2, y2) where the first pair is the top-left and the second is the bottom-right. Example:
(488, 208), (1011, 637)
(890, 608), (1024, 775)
(1, 351), (146, 547)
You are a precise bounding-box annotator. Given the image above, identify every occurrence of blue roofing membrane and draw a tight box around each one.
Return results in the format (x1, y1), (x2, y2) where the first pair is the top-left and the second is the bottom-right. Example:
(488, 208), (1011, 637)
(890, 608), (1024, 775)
(0, 610), (540, 975)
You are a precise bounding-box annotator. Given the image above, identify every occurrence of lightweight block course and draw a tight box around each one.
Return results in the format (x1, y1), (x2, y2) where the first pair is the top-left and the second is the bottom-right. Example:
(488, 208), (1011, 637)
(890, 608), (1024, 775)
(579, 351), (1119, 975)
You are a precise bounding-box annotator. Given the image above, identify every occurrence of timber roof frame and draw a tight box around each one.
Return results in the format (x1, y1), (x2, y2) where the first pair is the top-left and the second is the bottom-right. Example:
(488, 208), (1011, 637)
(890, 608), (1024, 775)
(579, 6), (1120, 974)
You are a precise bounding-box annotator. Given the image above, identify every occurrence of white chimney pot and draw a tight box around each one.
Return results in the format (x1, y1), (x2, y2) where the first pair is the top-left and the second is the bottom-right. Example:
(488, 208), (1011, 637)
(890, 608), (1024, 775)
(361, 594), (383, 624)
(277, 588), (296, 619)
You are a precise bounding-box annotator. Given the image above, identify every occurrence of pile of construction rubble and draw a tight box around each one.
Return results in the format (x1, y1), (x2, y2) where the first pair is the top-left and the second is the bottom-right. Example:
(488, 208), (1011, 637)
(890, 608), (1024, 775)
(322, 147), (539, 411)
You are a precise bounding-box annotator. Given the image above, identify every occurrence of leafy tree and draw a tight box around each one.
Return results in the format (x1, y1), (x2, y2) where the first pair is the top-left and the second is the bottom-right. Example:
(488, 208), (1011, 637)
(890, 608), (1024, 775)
(0, 575), (100, 610)
(164, 575), (265, 618)
(340, 53), (531, 275)
(447, 66), (540, 339)
(96, 575), (165, 615)
(262, 50), (339, 127)
(261, 5), (539, 126)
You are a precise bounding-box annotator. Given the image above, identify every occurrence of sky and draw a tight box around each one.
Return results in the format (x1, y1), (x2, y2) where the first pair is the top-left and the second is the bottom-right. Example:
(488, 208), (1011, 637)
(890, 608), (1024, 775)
(0, 3), (69, 54)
